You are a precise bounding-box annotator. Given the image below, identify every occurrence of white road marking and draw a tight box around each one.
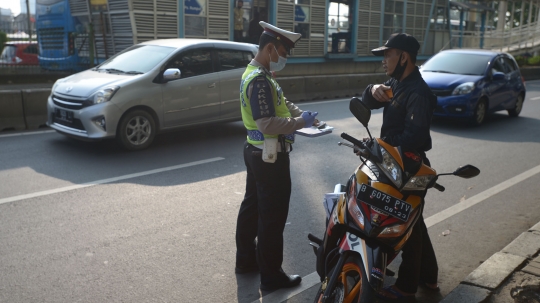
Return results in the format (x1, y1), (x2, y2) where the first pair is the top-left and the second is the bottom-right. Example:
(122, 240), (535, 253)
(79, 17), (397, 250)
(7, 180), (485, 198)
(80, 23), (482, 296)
(0, 130), (55, 138)
(0, 157), (225, 205)
(266, 163), (540, 302)
(530, 96), (540, 100)
(251, 272), (320, 303)
(425, 163), (540, 228)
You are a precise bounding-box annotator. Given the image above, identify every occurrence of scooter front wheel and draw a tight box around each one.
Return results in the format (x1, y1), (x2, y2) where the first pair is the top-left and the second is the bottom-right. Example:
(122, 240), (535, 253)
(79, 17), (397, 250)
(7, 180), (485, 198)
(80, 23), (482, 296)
(313, 254), (374, 303)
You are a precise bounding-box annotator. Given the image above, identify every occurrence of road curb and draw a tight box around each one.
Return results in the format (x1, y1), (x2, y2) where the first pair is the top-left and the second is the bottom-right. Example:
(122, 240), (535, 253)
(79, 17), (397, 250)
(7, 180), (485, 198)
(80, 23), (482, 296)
(441, 220), (540, 303)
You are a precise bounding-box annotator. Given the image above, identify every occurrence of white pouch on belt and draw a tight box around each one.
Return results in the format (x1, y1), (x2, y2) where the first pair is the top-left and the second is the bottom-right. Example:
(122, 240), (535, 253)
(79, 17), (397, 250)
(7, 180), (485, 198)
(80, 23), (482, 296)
(262, 137), (278, 163)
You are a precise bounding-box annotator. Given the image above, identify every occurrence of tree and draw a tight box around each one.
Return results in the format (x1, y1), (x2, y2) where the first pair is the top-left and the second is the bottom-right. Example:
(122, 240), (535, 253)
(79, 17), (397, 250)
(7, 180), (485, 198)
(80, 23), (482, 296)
(0, 31), (7, 54)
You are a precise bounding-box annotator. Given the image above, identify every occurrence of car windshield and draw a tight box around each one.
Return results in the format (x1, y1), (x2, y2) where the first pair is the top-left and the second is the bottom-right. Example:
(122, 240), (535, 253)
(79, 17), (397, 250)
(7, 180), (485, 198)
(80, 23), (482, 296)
(0, 45), (16, 60)
(97, 45), (175, 74)
(421, 52), (492, 76)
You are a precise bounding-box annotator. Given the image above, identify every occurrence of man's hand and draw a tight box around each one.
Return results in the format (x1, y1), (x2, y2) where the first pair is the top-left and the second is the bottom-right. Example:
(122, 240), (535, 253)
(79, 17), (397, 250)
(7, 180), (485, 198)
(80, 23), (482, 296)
(301, 111), (318, 128)
(371, 84), (393, 102)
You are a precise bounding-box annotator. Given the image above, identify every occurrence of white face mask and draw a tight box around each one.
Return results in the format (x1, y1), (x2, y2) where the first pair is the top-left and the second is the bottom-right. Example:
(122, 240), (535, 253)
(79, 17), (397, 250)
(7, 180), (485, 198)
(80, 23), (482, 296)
(269, 46), (287, 72)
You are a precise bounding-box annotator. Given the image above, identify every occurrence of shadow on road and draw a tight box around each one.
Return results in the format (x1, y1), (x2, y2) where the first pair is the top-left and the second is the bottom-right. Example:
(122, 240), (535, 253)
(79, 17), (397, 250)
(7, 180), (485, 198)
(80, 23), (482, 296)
(431, 114), (540, 144)
(0, 121), (249, 190)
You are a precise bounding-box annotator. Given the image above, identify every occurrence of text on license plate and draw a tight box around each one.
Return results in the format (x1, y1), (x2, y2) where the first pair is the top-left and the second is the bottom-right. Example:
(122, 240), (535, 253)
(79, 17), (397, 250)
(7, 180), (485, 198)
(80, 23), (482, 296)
(56, 108), (73, 122)
(356, 184), (412, 221)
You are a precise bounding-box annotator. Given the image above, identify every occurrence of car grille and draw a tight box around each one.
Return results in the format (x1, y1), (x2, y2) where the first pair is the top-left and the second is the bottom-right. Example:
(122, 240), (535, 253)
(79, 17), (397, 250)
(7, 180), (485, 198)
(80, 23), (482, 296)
(431, 89), (453, 97)
(52, 94), (88, 110)
(51, 114), (86, 131)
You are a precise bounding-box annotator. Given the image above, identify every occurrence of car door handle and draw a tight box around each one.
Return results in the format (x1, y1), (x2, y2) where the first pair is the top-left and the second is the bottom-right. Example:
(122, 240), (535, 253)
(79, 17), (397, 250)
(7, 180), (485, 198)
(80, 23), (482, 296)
(208, 83), (216, 88)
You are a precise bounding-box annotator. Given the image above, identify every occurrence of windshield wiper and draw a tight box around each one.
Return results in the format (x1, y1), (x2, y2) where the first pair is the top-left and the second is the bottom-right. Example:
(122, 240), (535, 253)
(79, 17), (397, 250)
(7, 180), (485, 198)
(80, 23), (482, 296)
(124, 71), (144, 75)
(102, 68), (126, 74)
(423, 70), (456, 74)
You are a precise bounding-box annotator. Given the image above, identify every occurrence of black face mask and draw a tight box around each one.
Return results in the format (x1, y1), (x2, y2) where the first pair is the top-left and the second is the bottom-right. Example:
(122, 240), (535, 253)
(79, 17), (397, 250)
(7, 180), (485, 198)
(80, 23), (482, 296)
(390, 52), (408, 81)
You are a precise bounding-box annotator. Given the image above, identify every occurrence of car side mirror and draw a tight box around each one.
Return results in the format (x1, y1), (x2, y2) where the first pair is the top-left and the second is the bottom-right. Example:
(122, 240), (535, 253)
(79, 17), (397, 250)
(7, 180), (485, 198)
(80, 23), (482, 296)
(453, 165), (480, 179)
(163, 68), (181, 82)
(349, 97), (371, 128)
(492, 72), (505, 81)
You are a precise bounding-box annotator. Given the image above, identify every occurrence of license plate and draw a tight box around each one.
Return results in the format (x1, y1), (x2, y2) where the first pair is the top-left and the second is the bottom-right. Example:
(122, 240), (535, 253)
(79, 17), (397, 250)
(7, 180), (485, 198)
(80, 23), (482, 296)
(55, 108), (74, 123)
(356, 184), (412, 222)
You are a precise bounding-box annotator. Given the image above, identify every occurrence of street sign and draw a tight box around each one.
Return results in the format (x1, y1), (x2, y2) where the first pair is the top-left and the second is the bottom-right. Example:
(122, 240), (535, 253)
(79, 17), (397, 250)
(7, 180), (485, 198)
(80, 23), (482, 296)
(185, 0), (206, 15)
(295, 6), (310, 22)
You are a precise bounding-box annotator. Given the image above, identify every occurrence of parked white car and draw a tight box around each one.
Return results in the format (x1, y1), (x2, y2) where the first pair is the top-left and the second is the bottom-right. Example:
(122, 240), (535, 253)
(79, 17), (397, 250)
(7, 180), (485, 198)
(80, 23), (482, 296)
(47, 39), (258, 150)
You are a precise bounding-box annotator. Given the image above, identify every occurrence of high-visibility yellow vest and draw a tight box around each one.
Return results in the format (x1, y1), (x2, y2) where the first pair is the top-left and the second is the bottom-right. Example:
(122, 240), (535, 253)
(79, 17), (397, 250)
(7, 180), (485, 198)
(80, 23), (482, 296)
(240, 64), (295, 145)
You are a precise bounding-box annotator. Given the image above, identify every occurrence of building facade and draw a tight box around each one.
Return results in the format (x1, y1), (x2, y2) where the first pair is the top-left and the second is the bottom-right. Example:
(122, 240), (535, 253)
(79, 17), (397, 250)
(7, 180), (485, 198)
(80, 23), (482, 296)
(61, 0), (540, 64)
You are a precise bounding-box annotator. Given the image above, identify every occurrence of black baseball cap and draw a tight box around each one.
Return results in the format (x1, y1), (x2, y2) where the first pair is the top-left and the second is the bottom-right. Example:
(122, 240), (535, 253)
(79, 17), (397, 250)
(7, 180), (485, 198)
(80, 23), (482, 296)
(371, 33), (420, 56)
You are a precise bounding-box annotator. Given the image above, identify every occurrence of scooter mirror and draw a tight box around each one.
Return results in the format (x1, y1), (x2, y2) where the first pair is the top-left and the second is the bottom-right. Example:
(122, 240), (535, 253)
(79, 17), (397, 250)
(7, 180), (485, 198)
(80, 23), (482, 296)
(349, 97), (371, 128)
(453, 165), (480, 179)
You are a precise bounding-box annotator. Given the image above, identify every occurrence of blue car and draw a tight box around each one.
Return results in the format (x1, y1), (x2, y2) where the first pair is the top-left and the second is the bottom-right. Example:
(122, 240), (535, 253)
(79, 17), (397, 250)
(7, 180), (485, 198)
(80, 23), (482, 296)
(420, 49), (526, 125)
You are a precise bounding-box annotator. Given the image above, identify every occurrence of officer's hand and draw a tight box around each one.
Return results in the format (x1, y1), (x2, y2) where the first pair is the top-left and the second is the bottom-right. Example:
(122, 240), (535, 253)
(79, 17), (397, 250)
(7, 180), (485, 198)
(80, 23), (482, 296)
(371, 85), (392, 102)
(301, 111), (318, 128)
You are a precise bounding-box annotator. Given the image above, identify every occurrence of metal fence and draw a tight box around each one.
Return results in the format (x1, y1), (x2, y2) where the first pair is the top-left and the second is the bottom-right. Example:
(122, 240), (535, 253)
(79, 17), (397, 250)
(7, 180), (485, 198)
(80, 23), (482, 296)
(442, 21), (540, 56)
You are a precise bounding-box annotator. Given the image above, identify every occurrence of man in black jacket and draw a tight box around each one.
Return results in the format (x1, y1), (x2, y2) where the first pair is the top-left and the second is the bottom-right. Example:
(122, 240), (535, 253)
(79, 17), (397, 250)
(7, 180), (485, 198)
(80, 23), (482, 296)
(361, 33), (439, 301)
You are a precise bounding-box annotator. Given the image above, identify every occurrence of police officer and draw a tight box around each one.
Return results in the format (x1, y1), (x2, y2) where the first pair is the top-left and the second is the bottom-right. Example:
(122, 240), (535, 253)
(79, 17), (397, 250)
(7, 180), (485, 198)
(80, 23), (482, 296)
(235, 21), (318, 291)
(361, 33), (440, 300)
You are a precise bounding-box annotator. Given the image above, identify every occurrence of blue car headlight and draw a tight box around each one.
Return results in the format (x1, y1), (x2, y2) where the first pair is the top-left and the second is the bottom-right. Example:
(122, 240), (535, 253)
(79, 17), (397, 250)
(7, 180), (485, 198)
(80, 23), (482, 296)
(452, 82), (475, 95)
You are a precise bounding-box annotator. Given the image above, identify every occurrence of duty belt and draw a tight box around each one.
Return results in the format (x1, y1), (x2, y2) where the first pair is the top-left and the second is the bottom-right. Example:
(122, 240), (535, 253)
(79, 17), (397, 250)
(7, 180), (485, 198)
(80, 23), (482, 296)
(247, 130), (295, 143)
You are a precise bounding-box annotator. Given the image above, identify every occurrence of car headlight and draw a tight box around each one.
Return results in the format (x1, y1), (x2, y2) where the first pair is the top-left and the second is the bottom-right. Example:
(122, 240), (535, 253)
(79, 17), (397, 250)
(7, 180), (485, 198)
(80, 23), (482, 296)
(93, 86), (120, 105)
(452, 82), (475, 95)
(379, 146), (402, 188)
(51, 78), (66, 94)
(402, 175), (436, 191)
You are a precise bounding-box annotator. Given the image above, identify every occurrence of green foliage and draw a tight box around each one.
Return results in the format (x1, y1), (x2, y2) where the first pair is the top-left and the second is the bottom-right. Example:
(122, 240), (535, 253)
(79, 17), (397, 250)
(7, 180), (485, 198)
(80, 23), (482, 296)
(528, 56), (540, 66)
(0, 31), (7, 54)
(514, 56), (528, 67)
(514, 55), (540, 67)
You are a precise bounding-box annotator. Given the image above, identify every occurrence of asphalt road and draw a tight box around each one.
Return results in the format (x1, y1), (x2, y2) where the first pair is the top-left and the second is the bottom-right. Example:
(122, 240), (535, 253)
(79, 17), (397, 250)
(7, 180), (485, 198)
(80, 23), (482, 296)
(1, 81), (539, 303)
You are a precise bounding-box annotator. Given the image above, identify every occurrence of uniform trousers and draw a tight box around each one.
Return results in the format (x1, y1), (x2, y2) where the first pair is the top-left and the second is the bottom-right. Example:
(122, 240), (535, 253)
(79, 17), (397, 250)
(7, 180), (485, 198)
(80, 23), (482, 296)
(235, 141), (291, 282)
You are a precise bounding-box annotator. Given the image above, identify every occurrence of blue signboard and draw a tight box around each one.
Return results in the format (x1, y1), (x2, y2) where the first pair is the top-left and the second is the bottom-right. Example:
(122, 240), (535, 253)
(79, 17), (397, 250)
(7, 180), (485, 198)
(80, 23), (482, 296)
(185, 0), (205, 15)
(295, 6), (309, 22)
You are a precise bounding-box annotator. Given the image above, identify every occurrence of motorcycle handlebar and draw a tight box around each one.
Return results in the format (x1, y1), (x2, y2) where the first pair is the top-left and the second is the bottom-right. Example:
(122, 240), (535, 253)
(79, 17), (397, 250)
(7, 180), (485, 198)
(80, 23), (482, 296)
(340, 132), (365, 148)
(340, 132), (370, 158)
(433, 183), (445, 192)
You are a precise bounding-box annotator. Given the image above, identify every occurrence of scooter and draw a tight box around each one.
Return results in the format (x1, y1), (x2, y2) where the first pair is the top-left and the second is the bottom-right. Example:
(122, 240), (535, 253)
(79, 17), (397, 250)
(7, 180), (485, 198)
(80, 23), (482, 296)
(308, 97), (480, 303)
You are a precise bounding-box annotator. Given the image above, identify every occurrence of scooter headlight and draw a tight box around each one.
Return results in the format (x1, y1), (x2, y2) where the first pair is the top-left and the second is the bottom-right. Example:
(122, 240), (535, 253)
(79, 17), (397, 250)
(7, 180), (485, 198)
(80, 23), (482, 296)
(402, 175), (436, 191)
(379, 147), (402, 188)
(378, 223), (407, 238)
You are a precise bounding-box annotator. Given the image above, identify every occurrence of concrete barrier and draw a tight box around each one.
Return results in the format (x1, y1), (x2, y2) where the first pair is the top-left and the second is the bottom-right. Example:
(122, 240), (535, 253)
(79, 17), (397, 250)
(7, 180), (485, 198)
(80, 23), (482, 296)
(0, 66), (539, 133)
(21, 88), (51, 130)
(520, 67), (540, 81)
(0, 90), (26, 131)
(278, 76), (306, 102)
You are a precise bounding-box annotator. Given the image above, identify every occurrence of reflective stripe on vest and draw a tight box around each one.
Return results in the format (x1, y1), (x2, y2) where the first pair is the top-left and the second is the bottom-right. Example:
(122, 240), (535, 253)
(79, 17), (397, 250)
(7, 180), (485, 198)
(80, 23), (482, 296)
(240, 64), (295, 145)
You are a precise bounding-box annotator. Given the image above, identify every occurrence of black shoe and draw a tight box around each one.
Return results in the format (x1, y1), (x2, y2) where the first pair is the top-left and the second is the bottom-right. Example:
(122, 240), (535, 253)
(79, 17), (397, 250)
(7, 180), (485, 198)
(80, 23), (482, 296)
(260, 274), (302, 291)
(235, 263), (259, 274)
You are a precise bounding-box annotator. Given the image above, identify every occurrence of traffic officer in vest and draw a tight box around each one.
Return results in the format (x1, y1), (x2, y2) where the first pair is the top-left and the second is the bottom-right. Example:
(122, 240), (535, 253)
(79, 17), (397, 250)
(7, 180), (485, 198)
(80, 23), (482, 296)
(235, 21), (319, 291)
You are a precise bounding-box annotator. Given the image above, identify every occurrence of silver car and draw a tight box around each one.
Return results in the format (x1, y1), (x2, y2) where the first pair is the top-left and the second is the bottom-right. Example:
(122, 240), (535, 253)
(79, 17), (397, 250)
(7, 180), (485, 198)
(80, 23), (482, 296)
(47, 39), (258, 150)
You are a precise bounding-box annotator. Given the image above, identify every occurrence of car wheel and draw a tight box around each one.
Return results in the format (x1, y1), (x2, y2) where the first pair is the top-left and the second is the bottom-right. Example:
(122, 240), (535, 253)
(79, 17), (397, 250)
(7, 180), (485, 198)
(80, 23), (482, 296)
(117, 109), (156, 151)
(508, 94), (524, 117)
(471, 99), (487, 126)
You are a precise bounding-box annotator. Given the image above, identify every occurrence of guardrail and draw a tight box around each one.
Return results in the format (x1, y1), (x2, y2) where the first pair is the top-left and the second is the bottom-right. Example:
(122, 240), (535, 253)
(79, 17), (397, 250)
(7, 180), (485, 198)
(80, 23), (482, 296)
(447, 22), (540, 54)
(1, 68), (539, 133)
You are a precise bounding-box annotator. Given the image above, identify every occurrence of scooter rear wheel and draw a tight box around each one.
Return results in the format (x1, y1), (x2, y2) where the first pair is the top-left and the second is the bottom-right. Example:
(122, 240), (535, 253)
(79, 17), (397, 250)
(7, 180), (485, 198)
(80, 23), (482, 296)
(313, 254), (374, 303)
